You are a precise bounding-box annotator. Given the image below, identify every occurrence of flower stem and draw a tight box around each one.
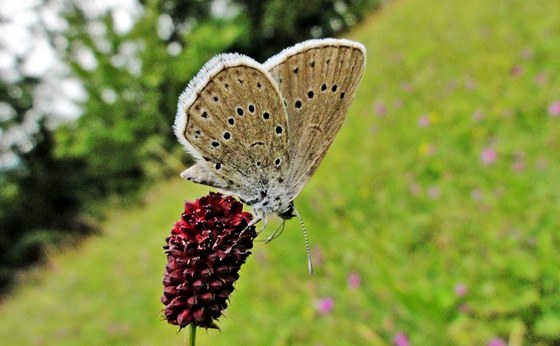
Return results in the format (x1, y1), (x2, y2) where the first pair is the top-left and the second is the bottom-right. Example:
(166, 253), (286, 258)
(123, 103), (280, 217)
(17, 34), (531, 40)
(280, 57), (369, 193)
(189, 324), (197, 346)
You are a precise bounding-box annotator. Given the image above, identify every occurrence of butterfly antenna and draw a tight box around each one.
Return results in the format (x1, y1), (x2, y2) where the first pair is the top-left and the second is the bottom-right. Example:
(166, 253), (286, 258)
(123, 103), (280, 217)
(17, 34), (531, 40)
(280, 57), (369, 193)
(293, 207), (313, 274)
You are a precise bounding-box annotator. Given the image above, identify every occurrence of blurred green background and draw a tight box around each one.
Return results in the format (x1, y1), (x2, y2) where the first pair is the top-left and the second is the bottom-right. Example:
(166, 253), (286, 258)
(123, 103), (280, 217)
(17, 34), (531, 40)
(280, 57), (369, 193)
(1, 0), (559, 344)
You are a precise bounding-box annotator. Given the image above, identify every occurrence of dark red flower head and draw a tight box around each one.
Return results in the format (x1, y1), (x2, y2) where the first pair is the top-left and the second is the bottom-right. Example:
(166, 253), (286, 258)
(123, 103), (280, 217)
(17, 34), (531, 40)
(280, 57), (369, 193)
(161, 192), (257, 329)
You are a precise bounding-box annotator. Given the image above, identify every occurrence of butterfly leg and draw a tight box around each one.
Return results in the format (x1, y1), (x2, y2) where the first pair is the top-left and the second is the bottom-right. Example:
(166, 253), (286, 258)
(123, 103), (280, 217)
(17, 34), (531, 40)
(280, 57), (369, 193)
(242, 213), (262, 234)
(256, 214), (268, 235)
(246, 208), (266, 235)
(264, 221), (285, 243)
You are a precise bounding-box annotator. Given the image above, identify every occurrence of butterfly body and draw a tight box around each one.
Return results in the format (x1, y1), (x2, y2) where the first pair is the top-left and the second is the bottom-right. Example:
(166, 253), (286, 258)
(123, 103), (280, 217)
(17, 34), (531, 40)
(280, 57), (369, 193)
(175, 38), (366, 220)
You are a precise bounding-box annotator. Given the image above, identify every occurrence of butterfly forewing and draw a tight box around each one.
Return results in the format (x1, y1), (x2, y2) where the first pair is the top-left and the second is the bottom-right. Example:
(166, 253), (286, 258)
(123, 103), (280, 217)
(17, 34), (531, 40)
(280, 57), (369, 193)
(264, 39), (366, 198)
(175, 54), (291, 202)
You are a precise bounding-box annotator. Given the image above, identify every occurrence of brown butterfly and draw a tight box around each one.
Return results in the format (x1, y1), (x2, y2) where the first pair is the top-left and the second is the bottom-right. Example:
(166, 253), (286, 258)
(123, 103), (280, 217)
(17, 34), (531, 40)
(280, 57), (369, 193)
(174, 39), (366, 272)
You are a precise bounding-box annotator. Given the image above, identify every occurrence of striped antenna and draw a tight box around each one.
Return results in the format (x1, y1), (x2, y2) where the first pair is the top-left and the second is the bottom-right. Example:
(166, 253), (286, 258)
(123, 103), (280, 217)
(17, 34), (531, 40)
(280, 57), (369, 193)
(293, 207), (313, 274)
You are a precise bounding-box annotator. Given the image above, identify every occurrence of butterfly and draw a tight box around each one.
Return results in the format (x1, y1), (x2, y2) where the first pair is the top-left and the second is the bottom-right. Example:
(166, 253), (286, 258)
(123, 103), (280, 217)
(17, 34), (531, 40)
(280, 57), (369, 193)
(174, 38), (366, 270)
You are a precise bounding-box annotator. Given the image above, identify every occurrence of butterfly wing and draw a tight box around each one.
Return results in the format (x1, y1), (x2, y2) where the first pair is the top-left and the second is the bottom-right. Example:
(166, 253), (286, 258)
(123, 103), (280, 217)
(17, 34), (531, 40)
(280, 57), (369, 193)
(264, 39), (366, 199)
(174, 53), (291, 204)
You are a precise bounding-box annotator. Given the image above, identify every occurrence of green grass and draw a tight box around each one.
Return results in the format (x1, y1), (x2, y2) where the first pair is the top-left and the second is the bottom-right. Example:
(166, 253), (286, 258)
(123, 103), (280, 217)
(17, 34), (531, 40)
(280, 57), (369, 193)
(1, 0), (560, 344)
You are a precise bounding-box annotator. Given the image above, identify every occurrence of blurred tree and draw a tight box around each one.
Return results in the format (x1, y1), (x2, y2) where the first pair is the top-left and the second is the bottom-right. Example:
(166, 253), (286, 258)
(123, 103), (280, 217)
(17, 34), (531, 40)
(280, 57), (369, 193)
(0, 74), (41, 291)
(0, 63), (93, 291)
(0, 120), (94, 291)
(232, 0), (380, 60)
(0, 0), (97, 291)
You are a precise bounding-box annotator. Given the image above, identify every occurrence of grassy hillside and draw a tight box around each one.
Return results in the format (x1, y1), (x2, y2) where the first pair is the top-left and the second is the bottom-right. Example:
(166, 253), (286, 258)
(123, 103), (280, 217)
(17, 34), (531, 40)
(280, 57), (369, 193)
(1, 0), (560, 344)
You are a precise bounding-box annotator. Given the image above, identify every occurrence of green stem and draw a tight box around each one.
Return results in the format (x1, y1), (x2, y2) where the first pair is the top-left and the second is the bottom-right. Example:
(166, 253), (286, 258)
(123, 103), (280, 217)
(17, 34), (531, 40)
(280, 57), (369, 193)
(189, 324), (197, 346)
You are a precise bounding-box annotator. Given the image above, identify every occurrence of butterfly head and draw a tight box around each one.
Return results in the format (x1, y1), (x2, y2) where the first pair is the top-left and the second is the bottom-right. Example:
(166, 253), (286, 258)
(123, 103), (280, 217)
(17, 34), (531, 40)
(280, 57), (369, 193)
(277, 201), (296, 220)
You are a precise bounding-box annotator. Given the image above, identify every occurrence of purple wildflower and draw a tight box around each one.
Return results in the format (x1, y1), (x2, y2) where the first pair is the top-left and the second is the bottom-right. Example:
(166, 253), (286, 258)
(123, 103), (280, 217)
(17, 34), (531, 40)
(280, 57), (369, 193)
(454, 283), (468, 297)
(487, 338), (507, 346)
(393, 332), (410, 346)
(316, 297), (334, 315)
(548, 101), (560, 117)
(348, 272), (361, 289)
(481, 148), (497, 165)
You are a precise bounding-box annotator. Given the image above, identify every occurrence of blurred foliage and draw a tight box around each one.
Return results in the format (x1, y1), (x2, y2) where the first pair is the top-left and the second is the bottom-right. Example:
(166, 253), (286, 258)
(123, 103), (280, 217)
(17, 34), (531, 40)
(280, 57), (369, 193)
(233, 0), (378, 60)
(0, 68), (95, 290)
(0, 0), (380, 292)
(0, 124), (94, 290)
